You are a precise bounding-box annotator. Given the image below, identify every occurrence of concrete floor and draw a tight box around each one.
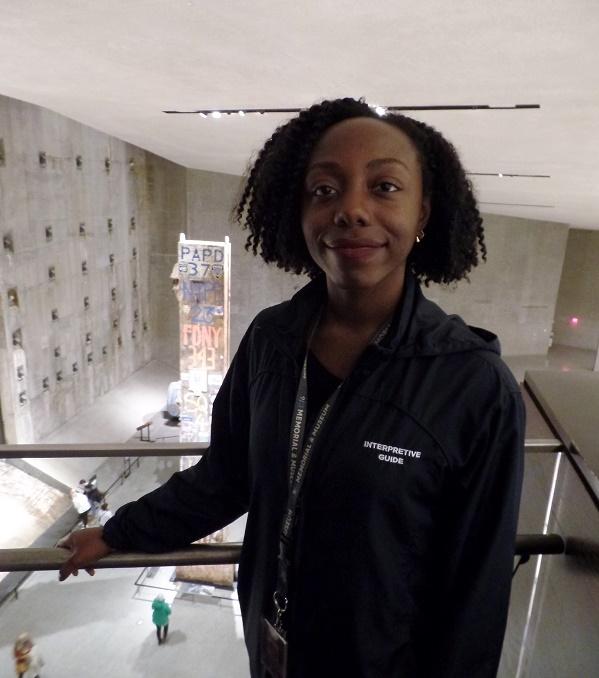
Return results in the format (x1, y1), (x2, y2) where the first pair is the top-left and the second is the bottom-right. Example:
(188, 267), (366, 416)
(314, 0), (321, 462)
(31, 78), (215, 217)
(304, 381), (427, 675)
(0, 453), (250, 678)
(0, 346), (595, 677)
(26, 358), (180, 488)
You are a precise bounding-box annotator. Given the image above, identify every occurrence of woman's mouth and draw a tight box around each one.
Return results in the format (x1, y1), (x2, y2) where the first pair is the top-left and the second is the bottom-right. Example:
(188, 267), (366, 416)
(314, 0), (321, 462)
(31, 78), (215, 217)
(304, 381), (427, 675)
(326, 238), (386, 261)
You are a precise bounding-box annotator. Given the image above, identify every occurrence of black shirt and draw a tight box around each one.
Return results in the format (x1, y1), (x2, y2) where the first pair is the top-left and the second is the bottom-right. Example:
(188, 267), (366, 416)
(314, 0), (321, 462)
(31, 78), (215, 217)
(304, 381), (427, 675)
(306, 350), (342, 431)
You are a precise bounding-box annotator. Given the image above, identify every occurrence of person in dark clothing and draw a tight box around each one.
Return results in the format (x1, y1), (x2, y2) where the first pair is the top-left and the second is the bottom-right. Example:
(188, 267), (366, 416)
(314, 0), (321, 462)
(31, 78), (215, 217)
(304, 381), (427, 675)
(58, 97), (524, 678)
(84, 475), (104, 510)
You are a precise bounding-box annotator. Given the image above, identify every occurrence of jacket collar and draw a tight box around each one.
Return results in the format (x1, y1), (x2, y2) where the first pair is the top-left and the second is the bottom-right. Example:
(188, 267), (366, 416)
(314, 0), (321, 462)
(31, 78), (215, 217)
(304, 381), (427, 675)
(259, 270), (500, 360)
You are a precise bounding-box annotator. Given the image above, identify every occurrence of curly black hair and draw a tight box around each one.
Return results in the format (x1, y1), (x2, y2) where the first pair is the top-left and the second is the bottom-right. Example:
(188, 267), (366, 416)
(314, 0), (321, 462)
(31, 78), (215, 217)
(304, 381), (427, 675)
(235, 97), (485, 285)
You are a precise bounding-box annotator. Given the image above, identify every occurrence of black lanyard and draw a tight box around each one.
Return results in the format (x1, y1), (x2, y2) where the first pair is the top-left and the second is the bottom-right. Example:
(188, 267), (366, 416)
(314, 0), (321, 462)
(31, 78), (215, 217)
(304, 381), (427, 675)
(272, 313), (390, 635)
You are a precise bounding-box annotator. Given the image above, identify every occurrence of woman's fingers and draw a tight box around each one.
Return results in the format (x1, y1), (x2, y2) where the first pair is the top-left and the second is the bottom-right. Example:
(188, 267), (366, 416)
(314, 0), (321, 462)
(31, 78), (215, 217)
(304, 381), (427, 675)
(57, 527), (108, 581)
(59, 562), (74, 581)
(57, 532), (85, 580)
(57, 534), (75, 580)
(58, 556), (81, 581)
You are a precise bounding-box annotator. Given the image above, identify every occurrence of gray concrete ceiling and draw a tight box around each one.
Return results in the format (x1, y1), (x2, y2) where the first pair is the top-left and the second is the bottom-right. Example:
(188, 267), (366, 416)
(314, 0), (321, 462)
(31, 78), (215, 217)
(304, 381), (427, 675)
(1, 0), (598, 229)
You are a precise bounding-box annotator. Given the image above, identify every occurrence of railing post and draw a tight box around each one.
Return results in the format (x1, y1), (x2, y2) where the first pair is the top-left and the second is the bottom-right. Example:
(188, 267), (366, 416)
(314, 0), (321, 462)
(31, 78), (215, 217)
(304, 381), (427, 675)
(123, 456), (132, 480)
(136, 422), (151, 441)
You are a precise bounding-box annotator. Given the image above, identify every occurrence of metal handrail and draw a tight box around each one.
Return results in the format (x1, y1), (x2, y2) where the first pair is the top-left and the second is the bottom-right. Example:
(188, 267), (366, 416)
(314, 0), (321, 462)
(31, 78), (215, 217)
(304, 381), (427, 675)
(0, 542), (242, 572)
(0, 534), (565, 573)
(0, 442), (208, 458)
(0, 439), (559, 459)
(523, 439), (563, 452)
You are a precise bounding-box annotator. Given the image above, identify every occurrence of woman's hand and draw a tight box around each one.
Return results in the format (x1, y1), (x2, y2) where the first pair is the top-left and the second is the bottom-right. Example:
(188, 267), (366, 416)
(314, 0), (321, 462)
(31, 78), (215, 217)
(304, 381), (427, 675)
(57, 527), (114, 581)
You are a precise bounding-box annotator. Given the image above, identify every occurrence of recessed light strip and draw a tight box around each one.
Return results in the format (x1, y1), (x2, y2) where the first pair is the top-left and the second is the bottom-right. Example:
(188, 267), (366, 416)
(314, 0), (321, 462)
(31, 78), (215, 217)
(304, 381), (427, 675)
(468, 172), (550, 179)
(163, 104), (540, 115)
(480, 202), (555, 208)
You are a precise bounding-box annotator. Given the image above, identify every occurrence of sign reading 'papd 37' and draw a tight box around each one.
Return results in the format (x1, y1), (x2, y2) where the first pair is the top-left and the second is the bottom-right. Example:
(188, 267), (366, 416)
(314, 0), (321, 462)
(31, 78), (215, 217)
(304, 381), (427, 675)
(178, 243), (225, 280)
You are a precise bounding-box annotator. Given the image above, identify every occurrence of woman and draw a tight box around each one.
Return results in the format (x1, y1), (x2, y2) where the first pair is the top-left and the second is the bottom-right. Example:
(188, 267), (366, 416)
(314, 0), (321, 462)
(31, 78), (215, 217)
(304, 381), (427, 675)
(59, 98), (524, 677)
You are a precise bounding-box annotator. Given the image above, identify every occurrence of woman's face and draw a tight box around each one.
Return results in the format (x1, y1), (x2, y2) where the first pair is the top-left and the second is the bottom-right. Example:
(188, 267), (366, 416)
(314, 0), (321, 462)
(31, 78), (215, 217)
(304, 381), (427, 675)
(301, 117), (429, 293)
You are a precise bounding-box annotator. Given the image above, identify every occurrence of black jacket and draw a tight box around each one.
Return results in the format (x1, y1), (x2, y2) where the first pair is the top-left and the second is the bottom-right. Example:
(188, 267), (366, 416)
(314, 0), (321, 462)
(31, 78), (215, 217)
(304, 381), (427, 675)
(104, 273), (525, 677)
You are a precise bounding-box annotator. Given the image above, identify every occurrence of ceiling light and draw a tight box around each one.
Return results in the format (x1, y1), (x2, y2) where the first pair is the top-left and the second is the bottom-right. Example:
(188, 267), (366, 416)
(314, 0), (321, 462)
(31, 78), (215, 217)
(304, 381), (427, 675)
(467, 172), (550, 179)
(199, 112), (207, 118)
(165, 103), (541, 117)
(480, 201), (555, 208)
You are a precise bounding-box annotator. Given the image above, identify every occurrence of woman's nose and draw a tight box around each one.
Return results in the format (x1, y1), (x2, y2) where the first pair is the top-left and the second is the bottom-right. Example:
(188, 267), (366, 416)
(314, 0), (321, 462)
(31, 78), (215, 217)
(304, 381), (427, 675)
(333, 188), (370, 228)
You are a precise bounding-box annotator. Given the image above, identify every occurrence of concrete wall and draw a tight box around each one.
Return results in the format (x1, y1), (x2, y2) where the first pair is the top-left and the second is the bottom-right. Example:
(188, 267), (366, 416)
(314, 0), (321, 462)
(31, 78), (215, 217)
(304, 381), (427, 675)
(0, 94), (302, 443)
(427, 214), (569, 356)
(552, 229), (599, 351)
(0, 95), (156, 442)
(144, 152), (187, 368)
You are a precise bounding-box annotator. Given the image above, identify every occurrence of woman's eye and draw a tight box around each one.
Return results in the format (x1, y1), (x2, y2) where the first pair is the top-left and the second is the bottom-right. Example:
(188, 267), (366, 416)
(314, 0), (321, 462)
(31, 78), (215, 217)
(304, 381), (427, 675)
(312, 184), (337, 197)
(375, 181), (400, 193)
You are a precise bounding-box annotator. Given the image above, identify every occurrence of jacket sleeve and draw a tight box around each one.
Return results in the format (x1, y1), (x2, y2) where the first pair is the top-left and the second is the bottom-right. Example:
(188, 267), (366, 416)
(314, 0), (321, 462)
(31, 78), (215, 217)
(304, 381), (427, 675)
(422, 377), (525, 678)
(102, 326), (253, 553)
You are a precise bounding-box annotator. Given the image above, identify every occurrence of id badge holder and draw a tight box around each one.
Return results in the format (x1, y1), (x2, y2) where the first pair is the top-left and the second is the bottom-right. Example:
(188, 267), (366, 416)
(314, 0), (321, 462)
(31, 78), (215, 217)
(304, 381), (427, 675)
(260, 617), (288, 678)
